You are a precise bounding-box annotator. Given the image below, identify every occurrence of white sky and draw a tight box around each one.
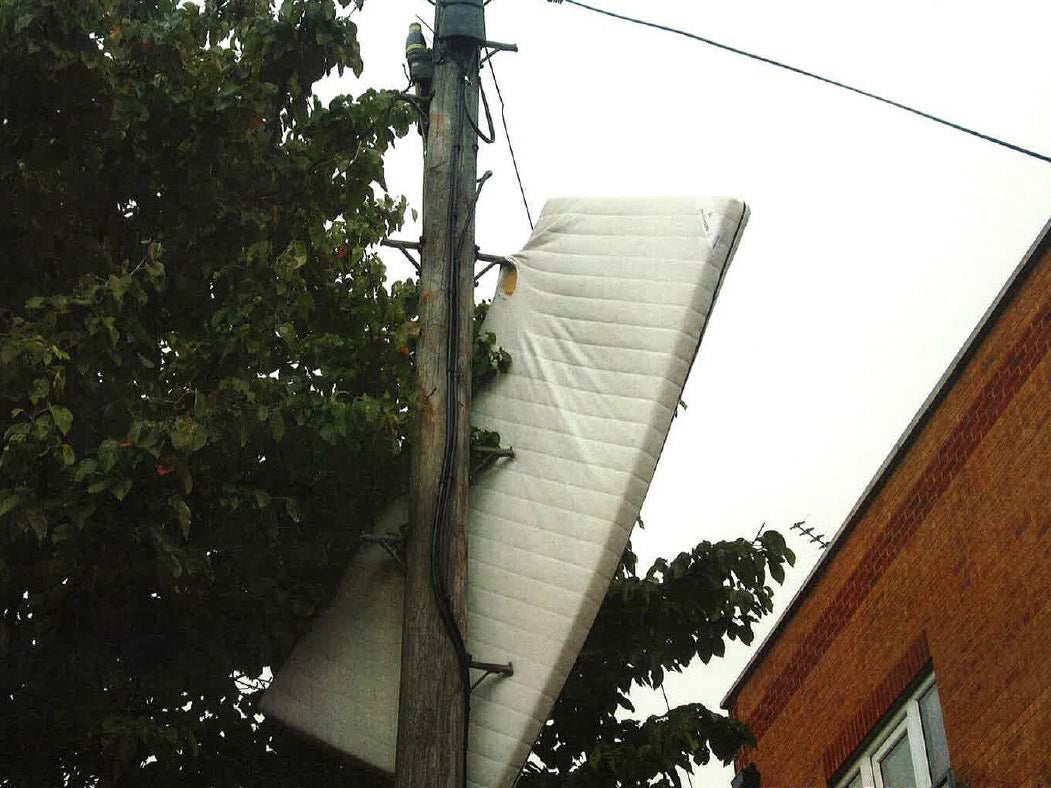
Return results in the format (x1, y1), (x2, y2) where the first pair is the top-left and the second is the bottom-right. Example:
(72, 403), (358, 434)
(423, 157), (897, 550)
(320, 1), (1051, 783)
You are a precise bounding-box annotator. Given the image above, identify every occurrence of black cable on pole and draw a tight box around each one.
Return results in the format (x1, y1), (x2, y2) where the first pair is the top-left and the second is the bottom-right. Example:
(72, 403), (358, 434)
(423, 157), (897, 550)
(549, 0), (1051, 166)
(465, 68), (497, 144)
(487, 54), (535, 230)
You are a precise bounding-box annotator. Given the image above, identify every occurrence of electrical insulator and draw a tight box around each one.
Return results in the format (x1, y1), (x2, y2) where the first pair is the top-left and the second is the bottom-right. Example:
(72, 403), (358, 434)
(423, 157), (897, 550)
(404, 23), (434, 85)
(438, 0), (486, 45)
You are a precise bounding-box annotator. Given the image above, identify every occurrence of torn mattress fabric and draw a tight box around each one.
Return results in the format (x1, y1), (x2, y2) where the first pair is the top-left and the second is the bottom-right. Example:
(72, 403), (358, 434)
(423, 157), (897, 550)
(260, 196), (750, 787)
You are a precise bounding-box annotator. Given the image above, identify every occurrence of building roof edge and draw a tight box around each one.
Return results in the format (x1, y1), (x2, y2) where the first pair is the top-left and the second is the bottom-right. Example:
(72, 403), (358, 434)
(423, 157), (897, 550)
(721, 214), (1051, 711)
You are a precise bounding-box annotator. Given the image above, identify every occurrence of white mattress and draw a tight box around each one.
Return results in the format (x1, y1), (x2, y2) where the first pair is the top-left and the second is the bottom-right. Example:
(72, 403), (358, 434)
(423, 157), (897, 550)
(260, 196), (749, 786)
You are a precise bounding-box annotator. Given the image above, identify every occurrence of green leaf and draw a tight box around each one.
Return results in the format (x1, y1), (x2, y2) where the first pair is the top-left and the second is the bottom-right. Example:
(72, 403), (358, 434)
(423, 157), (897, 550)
(290, 240), (308, 270)
(193, 390), (210, 418)
(108, 274), (128, 303)
(760, 529), (787, 553)
(49, 405), (73, 435)
(171, 417), (207, 452)
(770, 561), (785, 585)
(25, 509), (46, 541)
(269, 410), (285, 442)
(97, 440), (119, 472)
(253, 490), (271, 509)
(145, 260), (165, 283)
(171, 497), (192, 539)
(276, 323), (297, 344)
(0, 490), (19, 519)
(29, 378), (49, 405)
(285, 497), (302, 523)
(59, 444), (75, 466)
(111, 479), (133, 502)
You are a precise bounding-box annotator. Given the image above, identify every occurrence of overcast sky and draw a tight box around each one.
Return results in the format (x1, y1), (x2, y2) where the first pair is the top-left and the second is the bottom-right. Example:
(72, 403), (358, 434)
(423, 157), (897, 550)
(319, 1), (1051, 783)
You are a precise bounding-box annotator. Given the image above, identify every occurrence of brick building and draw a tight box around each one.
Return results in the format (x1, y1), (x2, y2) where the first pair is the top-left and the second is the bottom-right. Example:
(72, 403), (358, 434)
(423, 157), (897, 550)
(722, 218), (1051, 788)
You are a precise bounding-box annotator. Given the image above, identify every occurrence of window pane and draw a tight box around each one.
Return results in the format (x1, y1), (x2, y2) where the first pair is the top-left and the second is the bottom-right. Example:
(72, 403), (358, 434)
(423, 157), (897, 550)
(845, 770), (864, 788)
(878, 732), (916, 788)
(920, 685), (951, 783)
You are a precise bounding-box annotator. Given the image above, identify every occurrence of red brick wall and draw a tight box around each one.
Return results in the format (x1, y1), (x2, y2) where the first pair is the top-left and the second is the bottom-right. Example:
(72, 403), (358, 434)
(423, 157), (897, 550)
(730, 237), (1051, 788)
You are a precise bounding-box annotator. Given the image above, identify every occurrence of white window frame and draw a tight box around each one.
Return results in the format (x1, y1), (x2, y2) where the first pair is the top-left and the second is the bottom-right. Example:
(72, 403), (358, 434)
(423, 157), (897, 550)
(837, 673), (939, 788)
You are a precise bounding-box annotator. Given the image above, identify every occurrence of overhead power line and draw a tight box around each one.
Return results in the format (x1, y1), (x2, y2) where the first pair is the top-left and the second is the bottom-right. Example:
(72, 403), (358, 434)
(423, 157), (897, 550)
(548, 0), (1051, 166)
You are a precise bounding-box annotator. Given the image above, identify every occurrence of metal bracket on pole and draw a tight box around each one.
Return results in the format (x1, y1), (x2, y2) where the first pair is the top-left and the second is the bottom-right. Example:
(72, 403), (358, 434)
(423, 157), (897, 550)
(481, 40), (518, 53)
(470, 439), (515, 484)
(381, 238), (512, 278)
(479, 40), (518, 67)
(469, 659), (514, 692)
(473, 250), (513, 283)
(360, 534), (406, 573)
(471, 445), (514, 460)
(381, 238), (423, 273)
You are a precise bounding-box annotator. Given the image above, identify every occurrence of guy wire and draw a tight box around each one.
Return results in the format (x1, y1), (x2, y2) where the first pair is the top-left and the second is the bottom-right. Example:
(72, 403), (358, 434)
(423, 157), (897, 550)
(487, 53), (534, 230)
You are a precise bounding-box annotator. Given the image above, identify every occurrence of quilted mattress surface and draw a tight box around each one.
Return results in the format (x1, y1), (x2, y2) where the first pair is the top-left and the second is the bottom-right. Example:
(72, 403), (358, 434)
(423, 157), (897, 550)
(260, 196), (749, 787)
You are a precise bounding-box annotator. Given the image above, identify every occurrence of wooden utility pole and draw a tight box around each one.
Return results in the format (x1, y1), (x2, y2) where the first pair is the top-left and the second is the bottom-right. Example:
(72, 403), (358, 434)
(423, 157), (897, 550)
(396, 2), (484, 787)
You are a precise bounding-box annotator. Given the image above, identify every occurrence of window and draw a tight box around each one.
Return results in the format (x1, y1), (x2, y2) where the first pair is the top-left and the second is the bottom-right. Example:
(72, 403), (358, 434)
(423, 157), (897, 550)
(837, 675), (952, 788)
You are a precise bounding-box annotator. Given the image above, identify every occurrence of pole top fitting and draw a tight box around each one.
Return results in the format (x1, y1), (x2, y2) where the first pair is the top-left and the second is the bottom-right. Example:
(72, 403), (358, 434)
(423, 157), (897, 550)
(437, 0), (486, 45)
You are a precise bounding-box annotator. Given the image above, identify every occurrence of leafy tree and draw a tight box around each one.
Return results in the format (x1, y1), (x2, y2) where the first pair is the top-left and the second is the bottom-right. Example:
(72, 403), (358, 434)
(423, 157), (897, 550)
(520, 531), (794, 787)
(1, 1), (414, 785)
(0, 1), (794, 786)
